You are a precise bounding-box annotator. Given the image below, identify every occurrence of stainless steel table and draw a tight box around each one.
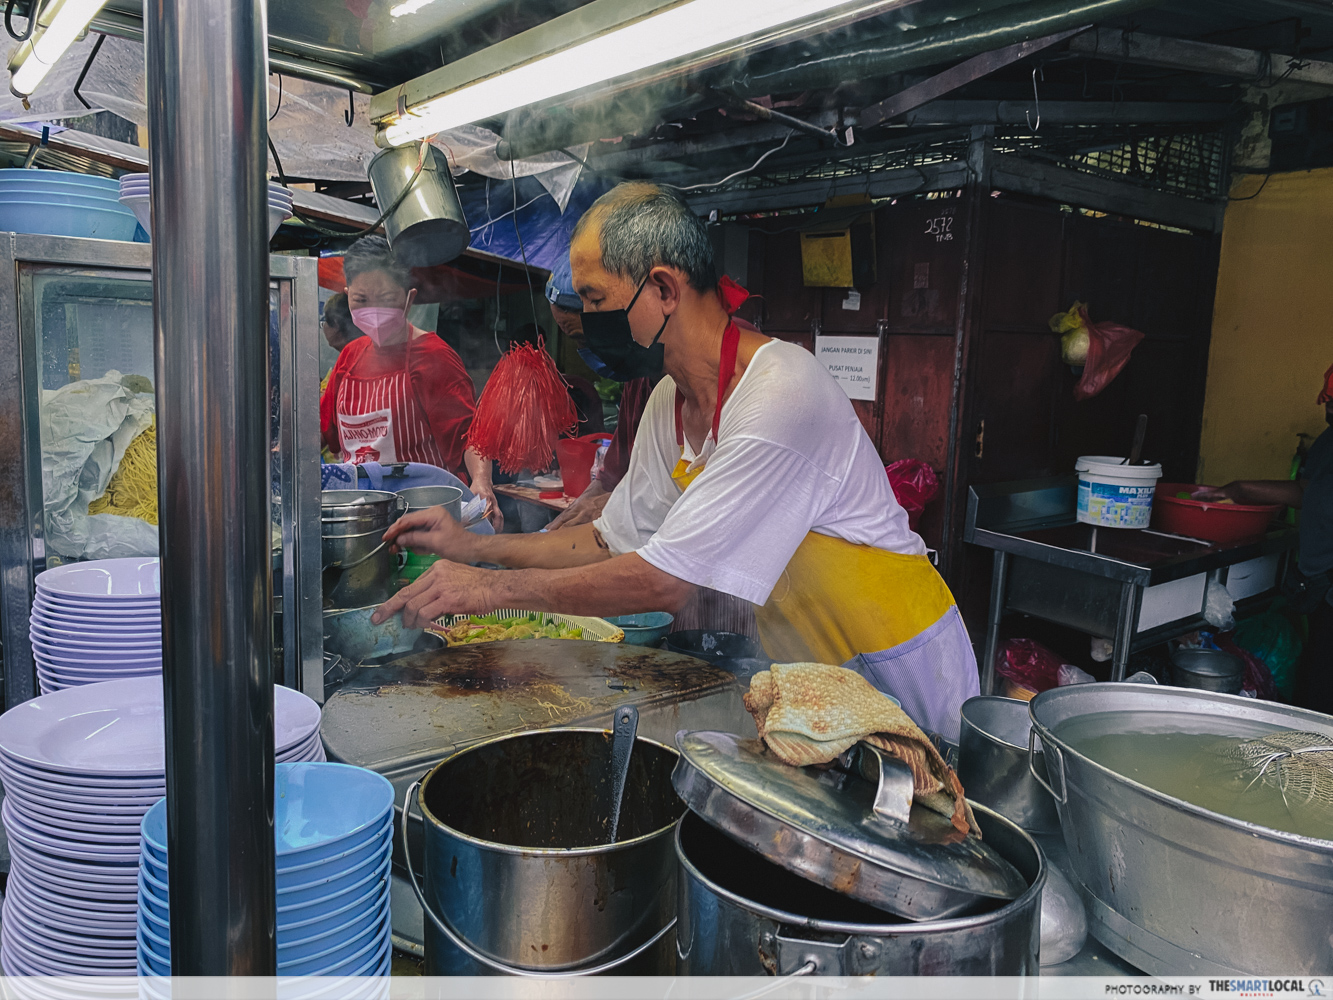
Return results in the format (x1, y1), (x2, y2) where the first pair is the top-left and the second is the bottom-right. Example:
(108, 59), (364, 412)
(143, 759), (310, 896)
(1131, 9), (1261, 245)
(966, 478), (1297, 691)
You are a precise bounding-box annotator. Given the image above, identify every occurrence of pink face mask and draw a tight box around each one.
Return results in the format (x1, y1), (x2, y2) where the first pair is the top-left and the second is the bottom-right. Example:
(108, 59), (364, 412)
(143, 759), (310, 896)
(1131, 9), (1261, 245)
(351, 306), (408, 346)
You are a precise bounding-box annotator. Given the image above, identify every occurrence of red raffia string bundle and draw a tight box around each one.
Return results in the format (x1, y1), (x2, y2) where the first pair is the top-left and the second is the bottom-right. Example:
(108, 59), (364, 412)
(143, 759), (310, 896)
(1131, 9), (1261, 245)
(466, 338), (578, 474)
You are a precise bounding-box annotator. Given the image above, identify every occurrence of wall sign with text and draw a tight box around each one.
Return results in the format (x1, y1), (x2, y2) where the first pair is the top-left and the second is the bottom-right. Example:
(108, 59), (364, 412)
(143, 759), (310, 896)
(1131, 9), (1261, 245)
(815, 335), (879, 401)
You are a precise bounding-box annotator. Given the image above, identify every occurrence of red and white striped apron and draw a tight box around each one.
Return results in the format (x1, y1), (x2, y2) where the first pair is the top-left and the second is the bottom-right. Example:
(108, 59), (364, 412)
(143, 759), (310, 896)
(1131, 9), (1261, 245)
(334, 367), (447, 467)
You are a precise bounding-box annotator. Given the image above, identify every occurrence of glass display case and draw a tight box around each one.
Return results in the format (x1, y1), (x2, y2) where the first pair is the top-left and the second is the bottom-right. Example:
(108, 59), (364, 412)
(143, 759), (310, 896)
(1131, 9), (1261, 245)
(0, 234), (322, 706)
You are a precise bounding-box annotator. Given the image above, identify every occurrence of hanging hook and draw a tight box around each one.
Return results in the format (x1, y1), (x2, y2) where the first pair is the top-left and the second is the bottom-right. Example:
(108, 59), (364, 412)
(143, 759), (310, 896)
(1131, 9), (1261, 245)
(344, 89), (354, 127)
(1026, 66), (1044, 133)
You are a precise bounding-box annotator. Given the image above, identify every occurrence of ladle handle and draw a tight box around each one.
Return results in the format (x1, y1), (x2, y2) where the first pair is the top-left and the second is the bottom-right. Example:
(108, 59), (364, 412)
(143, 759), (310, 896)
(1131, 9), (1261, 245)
(608, 705), (638, 843)
(400, 781), (675, 978)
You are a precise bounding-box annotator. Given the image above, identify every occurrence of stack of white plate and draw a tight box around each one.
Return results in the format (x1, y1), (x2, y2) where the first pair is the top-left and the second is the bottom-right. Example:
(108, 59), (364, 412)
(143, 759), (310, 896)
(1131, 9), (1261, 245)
(31, 557), (162, 693)
(0, 676), (324, 976)
(119, 173), (293, 238)
(138, 763), (392, 983)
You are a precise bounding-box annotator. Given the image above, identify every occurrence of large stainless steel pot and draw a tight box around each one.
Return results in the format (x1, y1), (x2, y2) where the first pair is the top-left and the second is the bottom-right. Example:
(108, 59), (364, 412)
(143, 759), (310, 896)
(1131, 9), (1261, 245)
(1028, 683), (1333, 975)
(404, 728), (684, 976)
(957, 696), (1060, 835)
(675, 805), (1043, 975)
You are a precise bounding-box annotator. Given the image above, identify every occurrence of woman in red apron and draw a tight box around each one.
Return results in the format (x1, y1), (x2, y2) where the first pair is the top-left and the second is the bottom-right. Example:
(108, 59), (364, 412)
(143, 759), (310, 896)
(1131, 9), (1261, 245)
(319, 236), (499, 526)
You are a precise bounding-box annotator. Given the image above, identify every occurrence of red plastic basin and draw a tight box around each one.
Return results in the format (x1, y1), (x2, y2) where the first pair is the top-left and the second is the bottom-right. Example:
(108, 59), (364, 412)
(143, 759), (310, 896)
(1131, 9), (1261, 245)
(1152, 482), (1283, 544)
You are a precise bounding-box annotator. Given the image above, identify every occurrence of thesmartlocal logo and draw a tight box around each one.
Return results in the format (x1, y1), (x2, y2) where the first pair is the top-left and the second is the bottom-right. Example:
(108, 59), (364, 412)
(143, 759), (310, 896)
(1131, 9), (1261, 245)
(1207, 981), (1325, 997)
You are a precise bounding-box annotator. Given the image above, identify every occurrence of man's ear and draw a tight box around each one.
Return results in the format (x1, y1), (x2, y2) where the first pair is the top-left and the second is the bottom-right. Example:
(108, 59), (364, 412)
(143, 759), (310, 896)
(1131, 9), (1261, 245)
(649, 266), (684, 316)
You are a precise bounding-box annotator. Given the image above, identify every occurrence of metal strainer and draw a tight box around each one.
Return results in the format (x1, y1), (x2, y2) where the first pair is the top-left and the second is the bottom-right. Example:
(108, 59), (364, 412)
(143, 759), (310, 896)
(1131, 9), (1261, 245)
(1223, 731), (1333, 809)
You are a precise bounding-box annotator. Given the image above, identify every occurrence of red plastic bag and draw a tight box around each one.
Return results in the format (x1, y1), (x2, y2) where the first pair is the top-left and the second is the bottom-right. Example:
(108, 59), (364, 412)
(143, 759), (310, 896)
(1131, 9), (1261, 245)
(1073, 306), (1144, 401)
(1212, 633), (1278, 702)
(995, 639), (1064, 697)
(885, 459), (939, 531)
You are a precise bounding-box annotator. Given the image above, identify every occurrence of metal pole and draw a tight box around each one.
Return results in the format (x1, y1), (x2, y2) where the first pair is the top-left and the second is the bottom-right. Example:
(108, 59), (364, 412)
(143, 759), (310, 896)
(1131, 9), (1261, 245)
(146, 0), (276, 975)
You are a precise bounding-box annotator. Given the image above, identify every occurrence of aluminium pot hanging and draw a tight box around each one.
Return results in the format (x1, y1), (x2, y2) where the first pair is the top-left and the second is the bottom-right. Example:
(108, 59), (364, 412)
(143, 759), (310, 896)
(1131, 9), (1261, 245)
(671, 731), (1026, 921)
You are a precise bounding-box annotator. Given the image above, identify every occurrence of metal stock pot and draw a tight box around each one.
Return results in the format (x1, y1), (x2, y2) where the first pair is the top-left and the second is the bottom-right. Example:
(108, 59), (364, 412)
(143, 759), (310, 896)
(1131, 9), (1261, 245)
(674, 805), (1044, 975)
(1028, 683), (1333, 975)
(403, 728), (684, 976)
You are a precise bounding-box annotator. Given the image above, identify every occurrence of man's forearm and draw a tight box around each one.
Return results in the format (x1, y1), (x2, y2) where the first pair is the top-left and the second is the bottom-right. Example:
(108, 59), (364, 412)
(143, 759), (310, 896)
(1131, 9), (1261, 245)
(483, 553), (695, 617)
(1227, 480), (1306, 508)
(460, 521), (614, 569)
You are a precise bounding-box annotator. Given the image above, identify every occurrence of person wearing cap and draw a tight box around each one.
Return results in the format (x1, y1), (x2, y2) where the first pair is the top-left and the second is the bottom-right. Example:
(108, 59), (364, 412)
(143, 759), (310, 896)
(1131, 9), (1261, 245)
(373, 182), (978, 739)
(545, 256), (662, 530)
(1196, 362), (1333, 712)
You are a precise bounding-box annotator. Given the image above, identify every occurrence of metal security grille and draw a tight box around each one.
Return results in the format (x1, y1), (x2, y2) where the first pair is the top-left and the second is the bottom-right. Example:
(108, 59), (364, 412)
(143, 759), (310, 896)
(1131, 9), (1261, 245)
(995, 126), (1229, 200)
(712, 124), (1229, 202)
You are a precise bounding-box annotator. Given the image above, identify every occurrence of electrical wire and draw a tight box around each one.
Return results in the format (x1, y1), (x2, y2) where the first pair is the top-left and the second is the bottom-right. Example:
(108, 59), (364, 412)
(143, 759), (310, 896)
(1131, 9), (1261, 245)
(268, 134), (433, 238)
(509, 156), (540, 331)
(1228, 173), (1271, 201)
(268, 73), (282, 122)
(5, 0), (40, 43)
(663, 131), (794, 191)
(469, 191), (545, 234)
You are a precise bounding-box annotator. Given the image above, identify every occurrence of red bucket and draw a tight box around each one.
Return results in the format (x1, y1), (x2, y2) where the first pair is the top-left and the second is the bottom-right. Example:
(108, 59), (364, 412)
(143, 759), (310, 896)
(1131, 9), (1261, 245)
(556, 433), (612, 498)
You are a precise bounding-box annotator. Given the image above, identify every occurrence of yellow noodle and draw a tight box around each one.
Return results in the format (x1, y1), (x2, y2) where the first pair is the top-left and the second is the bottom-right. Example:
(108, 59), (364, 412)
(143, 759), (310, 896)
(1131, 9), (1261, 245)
(88, 418), (157, 525)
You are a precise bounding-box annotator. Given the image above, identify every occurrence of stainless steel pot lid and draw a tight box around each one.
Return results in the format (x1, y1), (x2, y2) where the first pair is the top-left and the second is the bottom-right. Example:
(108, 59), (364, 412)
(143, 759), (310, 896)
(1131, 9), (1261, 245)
(672, 731), (1028, 921)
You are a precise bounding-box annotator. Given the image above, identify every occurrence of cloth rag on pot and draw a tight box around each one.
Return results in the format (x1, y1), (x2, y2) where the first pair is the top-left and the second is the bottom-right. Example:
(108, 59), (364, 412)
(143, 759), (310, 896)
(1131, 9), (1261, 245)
(743, 662), (980, 837)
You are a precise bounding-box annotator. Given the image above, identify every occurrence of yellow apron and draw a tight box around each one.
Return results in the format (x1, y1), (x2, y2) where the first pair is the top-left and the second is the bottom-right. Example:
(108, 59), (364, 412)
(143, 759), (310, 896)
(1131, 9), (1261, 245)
(671, 324), (978, 737)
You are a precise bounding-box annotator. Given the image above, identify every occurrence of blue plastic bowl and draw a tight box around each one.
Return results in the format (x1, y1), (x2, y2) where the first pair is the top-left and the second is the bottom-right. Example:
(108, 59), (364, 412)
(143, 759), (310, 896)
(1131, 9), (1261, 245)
(277, 819), (390, 887)
(278, 894), (389, 962)
(0, 169), (119, 192)
(605, 612), (675, 646)
(277, 853), (390, 912)
(137, 941), (169, 977)
(279, 838), (392, 895)
(278, 875), (387, 936)
(139, 858), (170, 898)
(141, 849), (168, 882)
(276, 843), (392, 906)
(0, 200), (142, 241)
(0, 188), (124, 205)
(140, 897), (169, 936)
(142, 764), (394, 863)
(142, 836), (166, 866)
(278, 911), (387, 975)
(138, 913), (171, 958)
(138, 880), (169, 921)
(275, 763), (396, 860)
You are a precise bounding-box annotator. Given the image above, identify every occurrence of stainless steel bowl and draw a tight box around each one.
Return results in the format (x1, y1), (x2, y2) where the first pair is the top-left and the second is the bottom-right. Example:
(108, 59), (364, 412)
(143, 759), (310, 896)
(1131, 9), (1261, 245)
(1169, 647), (1243, 694)
(957, 696), (1060, 835)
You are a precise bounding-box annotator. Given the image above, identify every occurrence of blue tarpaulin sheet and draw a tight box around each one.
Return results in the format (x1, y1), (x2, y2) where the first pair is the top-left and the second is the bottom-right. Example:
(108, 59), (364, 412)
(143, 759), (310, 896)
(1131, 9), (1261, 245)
(458, 172), (614, 273)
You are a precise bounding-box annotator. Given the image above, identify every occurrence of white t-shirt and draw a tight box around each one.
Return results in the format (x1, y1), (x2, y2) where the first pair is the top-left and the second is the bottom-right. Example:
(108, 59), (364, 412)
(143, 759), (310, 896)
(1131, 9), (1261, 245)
(594, 340), (924, 606)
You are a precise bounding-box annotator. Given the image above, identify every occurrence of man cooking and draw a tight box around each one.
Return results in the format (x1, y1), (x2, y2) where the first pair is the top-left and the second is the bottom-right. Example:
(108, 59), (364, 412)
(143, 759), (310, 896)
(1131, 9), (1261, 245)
(1197, 361), (1333, 713)
(372, 182), (978, 737)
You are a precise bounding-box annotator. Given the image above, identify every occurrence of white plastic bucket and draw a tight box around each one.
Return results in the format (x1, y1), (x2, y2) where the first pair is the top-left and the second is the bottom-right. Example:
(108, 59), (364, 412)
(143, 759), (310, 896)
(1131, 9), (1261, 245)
(1075, 456), (1162, 529)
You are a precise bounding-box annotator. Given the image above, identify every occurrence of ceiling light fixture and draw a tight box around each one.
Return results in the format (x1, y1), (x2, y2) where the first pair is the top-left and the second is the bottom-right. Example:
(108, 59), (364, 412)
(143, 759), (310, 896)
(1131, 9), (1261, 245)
(9, 0), (110, 100)
(381, 0), (893, 146)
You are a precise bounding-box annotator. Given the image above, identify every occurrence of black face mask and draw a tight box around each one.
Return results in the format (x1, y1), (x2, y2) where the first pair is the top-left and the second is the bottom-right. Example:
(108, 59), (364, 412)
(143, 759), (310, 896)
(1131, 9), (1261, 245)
(579, 275), (668, 382)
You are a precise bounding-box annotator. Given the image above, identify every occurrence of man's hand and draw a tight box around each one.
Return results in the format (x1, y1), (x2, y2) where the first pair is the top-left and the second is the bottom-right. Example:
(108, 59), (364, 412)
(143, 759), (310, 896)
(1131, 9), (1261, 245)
(383, 506), (477, 561)
(548, 481), (611, 531)
(371, 560), (493, 628)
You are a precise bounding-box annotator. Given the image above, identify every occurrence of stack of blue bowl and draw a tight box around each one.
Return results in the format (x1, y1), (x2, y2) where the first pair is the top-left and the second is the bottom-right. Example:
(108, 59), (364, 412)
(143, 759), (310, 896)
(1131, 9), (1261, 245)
(0, 169), (146, 242)
(136, 762), (394, 979)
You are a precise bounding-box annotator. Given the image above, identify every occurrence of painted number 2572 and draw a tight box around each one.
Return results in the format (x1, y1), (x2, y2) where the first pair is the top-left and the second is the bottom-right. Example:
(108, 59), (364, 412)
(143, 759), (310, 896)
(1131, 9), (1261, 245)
(925, 216), (953, 242)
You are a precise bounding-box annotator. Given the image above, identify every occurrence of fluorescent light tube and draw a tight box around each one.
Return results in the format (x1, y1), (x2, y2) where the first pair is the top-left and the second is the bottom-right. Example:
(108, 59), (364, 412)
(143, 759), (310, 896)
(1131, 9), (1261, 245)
(384, 0), (862, 146)
(10, 0), (110, 98)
